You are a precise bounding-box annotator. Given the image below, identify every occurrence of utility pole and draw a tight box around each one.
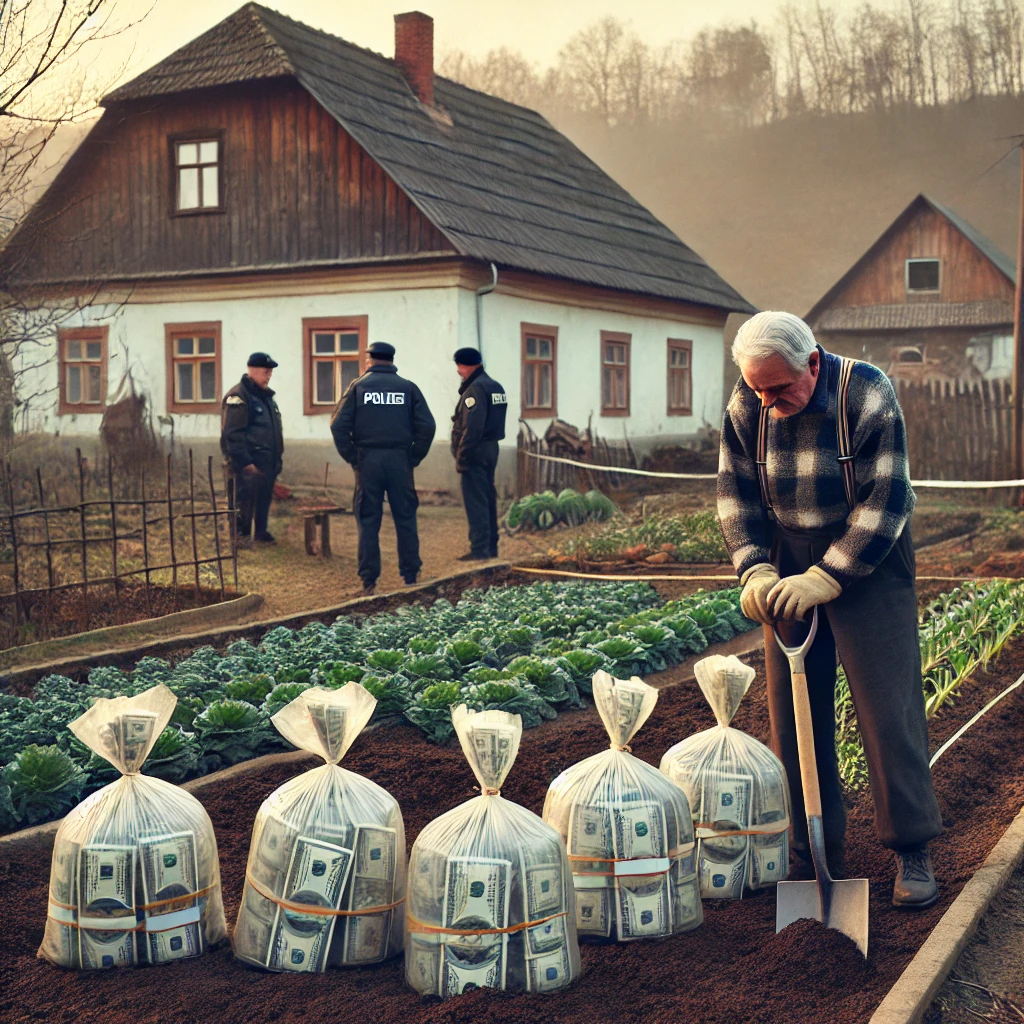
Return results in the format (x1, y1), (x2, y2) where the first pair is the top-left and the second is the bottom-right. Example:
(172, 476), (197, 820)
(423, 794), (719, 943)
(1014, 138), (1024, 503)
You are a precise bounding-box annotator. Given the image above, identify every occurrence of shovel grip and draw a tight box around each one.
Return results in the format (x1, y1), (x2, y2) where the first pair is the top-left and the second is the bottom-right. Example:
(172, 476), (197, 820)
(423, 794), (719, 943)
(791, 669), (823, 819)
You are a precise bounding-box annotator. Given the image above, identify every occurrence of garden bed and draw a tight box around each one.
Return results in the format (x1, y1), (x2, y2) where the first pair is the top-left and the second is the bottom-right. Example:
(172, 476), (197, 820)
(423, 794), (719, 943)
(1, 636), (1022, 1024)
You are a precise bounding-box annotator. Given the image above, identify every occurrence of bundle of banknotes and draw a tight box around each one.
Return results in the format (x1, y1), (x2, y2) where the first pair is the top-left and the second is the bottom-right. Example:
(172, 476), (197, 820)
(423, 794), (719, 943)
(47, 830), (213, 967)
(406, 706), (580, 998)
(233, 689), (406, 972)
(41, 688), (226, 970)
(542, 672), (702, 941)
(659, 654), (792, 899)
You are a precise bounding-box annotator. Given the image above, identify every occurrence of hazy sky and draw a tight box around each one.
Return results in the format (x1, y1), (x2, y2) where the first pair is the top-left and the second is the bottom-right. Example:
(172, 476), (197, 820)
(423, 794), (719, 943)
(105, 0), (867, 89)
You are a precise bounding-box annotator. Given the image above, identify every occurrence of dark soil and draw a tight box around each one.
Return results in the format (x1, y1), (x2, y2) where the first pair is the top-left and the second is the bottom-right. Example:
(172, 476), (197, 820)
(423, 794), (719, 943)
(2, 639), (1023, 1024)
(1, 582), (232, 649)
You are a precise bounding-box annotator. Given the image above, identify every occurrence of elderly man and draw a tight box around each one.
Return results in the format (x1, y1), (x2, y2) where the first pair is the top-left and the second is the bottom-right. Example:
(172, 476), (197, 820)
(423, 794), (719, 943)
(718, 310), (941, 909)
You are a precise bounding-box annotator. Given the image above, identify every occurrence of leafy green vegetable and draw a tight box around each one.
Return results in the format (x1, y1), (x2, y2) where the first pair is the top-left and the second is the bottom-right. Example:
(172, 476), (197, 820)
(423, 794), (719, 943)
(262, 682), (312, 719)
(445, 639), (488, 669)
(317, 661), (365, 687)
(505, 657), (580, 707)
(193, 700), (283, 771)
(223, 673), (275, 704)
(360, 675), (413, 717)
(365, 649), (407, 675)
(2, 745), (87, 829)
(404, 654), (452, 682)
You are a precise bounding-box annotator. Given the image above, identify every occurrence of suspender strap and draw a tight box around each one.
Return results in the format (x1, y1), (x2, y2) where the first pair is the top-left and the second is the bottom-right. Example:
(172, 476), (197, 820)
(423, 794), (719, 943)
(754, 356), (859, 517)
(755, 403), (773, 516)
(837, 357), (857, 511)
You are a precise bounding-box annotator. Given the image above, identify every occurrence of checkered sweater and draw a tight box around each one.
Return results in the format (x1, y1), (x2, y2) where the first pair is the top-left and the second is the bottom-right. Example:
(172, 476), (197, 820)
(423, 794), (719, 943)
(717, 347), (915, 589)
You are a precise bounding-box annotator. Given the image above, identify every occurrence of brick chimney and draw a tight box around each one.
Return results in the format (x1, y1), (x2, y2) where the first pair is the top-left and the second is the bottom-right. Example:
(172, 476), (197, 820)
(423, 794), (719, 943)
(394, 12), (434, 106)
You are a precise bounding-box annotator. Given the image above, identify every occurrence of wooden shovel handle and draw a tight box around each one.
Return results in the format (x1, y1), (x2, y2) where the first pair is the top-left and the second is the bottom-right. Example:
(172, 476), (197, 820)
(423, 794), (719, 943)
(791, 669), (823, 818)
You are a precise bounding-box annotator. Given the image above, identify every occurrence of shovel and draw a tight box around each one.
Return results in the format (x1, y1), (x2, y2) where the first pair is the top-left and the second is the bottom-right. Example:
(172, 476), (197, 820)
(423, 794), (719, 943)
(774, 606), (869, 957)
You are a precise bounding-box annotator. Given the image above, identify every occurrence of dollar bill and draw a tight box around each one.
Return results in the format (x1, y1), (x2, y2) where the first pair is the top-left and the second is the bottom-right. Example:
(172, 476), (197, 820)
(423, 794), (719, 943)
(79, 844), (136, 926)
(120, 711), (159, 773)
(53, 922), (81, 969)
(79, 927), (136, 969)
(750, 841), (788, 887)
(524, 914), (567, 957)
(267, 910), (334, 973)
(613, 802), (667, 861)
(700, 772), (752, 860)
(268, 836), (353, 973)
(699, 846), (748, 900)
(139, 832), (202, 963)
(526, 943), (572, 993)
(409, 845), (447, 924)
(339, 826), (397, 965)
(49, 840), (80, 911)
(232, 883), (277, 966)
(307, 701), (347, 762)
(147, 921), (201, 963)
(616, 874), (672, 939)
(599, 675), (650, 745)
(469, 724), (517, 789)
(568, 801), (614, 866)
(443, 857), (510, 932)
(251, 815), (298, 894)
(672, 875), (701, 930)
(407, 936), (442, 994)
(573, 883), (612, 937)
(524, 863), (563, 919)
(442, 936), (507, 996)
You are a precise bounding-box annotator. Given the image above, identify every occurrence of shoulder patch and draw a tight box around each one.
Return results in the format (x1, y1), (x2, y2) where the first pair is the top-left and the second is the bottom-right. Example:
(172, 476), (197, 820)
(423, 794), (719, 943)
(225, 395), (244, 405)
(464, 396), (476, 408)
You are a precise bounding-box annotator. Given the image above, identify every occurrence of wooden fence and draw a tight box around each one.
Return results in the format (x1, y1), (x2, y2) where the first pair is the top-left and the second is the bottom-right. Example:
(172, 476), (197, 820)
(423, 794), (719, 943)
(896, 378), (1014, 483)
(1, 448), (237, 640)
(516, 420), (639, 496)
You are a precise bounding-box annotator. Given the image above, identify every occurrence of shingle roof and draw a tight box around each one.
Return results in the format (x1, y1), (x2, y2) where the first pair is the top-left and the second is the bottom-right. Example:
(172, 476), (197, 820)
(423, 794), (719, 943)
(923, 195), (1016, 284)
(103, 3), (754, 313)
(817, 300), (1013, 332)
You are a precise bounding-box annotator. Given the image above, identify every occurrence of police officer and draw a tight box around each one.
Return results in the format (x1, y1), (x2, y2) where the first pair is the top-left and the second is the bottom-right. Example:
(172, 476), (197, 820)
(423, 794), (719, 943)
(221, 352), (284, 546)
(450, 347), (507, 561)
(330, 341), (436, 594)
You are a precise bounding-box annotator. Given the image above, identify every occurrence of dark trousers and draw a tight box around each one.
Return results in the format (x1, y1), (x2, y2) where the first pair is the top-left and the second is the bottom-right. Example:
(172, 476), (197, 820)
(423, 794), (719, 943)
(764, 522), (942, 852)
(460, 441), (499, 557)
(230, 468), (276, 540)
(353, 447), (421, 586)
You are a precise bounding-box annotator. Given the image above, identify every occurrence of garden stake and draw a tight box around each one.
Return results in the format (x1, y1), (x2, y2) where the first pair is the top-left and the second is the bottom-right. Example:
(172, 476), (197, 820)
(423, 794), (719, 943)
(774, 607), (870, 957)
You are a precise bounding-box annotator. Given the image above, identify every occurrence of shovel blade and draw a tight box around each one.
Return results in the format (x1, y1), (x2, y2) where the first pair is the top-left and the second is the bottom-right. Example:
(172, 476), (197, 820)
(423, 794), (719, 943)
(776, 878), (870, 958)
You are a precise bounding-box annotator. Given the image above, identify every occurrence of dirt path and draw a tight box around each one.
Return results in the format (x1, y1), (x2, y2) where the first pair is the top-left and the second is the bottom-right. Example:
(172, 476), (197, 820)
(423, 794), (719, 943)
(3, 638), (1023, 1024)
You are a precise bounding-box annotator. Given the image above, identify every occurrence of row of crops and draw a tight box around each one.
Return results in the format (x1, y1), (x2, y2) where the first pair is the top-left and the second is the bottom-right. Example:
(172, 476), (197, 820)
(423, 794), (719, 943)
(505, 488), (617, 531)
(0, 580), (757, 834)
(835, 578), (1024, 789)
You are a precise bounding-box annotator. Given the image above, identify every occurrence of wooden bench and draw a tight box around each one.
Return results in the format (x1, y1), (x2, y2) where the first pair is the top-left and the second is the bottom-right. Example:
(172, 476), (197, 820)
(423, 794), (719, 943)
(295, 505), (349, 557)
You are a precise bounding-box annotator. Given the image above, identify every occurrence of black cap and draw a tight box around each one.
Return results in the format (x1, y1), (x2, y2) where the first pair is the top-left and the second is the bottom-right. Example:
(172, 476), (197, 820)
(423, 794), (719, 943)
(453, 347), (482, 366)
(368, 341), (395, 360)
(247, 352), (278, 369)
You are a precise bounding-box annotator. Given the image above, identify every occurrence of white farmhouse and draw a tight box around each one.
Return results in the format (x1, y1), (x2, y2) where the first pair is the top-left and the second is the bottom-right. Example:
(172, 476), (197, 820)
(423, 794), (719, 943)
(2, 3), (754, 491)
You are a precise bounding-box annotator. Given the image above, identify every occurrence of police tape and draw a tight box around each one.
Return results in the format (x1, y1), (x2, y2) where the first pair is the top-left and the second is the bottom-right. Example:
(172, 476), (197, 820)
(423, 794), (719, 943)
(513, 565), (1017, 584)
(518, 450), (1024, 488)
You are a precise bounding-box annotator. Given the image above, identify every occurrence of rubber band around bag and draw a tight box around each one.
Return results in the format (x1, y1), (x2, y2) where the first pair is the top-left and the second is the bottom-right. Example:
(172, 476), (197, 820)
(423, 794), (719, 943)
(245, 871), (404, 917)
(694, 821), (790, 839)
(48, 882), (220, 931)
(406, 909), (568, 938)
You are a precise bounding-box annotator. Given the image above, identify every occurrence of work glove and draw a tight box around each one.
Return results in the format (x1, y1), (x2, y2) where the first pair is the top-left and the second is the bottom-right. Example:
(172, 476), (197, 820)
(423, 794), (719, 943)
(767, 566), (842, 621)
(739, 563), (780, 625)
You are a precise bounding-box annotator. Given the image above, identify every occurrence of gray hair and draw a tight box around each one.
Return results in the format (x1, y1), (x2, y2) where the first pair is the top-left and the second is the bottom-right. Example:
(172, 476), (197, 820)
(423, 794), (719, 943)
(732, 311), (817, 372)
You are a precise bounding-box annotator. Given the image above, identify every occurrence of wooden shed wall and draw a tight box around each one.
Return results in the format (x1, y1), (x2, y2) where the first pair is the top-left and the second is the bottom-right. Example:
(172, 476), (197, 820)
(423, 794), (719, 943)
(6, 79), (454, 284)
(826, 206), (1014, 308)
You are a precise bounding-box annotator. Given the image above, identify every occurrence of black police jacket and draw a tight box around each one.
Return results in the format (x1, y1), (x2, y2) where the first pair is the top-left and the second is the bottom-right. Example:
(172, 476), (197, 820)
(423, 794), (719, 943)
(330, 363), (436, 467)
(220, 375), (284, 476)
(450, 366), (507, 470)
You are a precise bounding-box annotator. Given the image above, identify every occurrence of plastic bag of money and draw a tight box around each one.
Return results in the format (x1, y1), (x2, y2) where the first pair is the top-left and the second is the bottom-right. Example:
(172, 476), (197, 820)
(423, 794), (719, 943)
(38, 684), (227, 969)
(232, 682), (406, 973)
(405, 705), (582, 998)
(542, 670), (702, 942)
(659, 654), (793, 900)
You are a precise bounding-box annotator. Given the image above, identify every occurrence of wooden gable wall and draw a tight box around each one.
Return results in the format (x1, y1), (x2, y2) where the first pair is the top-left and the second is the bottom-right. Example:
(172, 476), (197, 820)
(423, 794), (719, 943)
(824, 205), (1013, 310)
(6, 78), (454, 285)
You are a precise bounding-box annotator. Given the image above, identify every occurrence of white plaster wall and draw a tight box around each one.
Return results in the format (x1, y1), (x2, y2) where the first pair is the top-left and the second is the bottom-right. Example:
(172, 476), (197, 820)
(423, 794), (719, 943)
(16, 283), (725, 489)
(470, 289), (726, 444)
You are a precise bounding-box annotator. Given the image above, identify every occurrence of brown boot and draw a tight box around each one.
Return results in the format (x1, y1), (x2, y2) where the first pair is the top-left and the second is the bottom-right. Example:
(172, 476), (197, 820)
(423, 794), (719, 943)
(893, 845), (938, 909)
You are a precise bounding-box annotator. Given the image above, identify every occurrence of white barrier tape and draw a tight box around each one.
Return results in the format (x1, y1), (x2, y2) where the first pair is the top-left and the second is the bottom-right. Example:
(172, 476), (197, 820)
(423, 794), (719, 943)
(929, 671), (1024, 769)
(519, 450), (1024, 488)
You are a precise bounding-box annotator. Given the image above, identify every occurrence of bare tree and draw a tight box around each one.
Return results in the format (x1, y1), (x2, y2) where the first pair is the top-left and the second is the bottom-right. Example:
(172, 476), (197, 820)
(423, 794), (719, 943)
(0, 0), (144, 461)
